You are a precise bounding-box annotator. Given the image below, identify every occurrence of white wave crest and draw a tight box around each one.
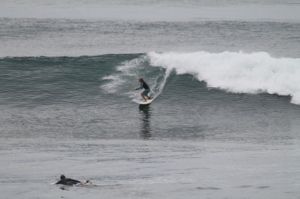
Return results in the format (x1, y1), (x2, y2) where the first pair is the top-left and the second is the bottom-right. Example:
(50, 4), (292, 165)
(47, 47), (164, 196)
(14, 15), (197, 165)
(148, 51), (300, 104)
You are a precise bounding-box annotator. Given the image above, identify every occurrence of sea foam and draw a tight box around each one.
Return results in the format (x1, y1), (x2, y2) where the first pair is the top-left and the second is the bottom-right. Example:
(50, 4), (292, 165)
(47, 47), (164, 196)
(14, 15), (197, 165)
(148, 51), (300, 105)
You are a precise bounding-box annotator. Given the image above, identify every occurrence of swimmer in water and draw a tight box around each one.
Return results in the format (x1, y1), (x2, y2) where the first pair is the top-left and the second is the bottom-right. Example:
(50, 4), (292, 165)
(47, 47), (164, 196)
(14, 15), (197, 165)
(55, 175), (90, 186)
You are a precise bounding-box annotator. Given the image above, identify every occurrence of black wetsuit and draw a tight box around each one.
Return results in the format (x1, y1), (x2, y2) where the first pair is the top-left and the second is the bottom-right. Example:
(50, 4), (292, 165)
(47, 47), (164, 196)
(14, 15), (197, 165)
(56, 178), (81, 186)
(139, 82), (149, 90)
(137, 82), (150, 97)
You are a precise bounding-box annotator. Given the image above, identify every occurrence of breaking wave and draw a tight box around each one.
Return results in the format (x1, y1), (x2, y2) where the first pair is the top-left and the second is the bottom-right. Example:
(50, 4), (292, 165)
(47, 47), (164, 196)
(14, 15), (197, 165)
(147, 51), (300, 104)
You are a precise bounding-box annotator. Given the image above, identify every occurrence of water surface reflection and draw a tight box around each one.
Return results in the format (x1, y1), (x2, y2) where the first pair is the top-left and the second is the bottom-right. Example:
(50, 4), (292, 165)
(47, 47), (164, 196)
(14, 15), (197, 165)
(139, 105), (152, 139)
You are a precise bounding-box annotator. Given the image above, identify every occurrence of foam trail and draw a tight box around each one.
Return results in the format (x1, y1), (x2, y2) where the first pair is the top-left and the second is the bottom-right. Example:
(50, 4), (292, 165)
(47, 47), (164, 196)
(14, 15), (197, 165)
(101, 75), (126, 94)
(101, 57), (145, 94)
(148, 51), (300, 105)
(150, 67), (172, 100)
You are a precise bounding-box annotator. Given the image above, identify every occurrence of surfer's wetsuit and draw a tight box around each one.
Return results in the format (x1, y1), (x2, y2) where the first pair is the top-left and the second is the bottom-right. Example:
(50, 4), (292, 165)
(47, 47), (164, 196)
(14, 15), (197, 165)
(56, 175), (81, 186)
(136, 82), (150, 97)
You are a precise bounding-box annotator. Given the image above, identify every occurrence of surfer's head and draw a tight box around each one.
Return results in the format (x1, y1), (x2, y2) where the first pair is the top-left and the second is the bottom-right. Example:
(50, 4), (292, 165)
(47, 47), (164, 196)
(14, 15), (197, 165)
(60, 175), (66, 180)
(139, 78), (144, 83)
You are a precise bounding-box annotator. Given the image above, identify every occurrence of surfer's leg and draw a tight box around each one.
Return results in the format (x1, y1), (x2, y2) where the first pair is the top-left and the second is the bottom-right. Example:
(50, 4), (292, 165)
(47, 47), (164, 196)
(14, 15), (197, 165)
(141, 93), (147, 101)
(143, 89), (150, 100)
(142, 90), (150, 101)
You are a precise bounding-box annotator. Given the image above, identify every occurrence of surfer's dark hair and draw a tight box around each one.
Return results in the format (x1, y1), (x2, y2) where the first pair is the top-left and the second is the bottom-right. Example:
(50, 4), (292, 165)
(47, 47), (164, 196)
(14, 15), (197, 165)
(60, 175), (66, 180)
(139, 78), (144, 82)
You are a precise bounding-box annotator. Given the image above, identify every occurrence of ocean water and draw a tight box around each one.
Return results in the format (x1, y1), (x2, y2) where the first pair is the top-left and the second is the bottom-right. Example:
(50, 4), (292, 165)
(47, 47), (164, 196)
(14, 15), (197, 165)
(1, 0), (300, 199)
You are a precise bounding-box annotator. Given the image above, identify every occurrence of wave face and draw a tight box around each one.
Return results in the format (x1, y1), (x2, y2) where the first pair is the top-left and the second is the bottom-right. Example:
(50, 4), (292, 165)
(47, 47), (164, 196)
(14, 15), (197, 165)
(148, 51), (300, 105)
(1, 52), (299, 107)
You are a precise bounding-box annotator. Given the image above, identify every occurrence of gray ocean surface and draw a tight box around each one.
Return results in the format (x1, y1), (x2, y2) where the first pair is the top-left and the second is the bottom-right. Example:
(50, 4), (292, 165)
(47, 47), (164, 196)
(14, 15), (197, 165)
(1, 0), (300, 198)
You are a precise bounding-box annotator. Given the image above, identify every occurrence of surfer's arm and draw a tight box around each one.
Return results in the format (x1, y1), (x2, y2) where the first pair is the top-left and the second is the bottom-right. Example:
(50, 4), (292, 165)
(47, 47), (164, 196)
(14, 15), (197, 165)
(135, 84), (143, 90)
(70, 179), (81, 184)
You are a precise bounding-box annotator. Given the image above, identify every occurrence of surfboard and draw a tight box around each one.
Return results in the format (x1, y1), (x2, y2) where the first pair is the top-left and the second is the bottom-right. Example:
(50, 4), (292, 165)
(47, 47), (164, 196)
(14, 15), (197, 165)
(133, 98), (154, 105)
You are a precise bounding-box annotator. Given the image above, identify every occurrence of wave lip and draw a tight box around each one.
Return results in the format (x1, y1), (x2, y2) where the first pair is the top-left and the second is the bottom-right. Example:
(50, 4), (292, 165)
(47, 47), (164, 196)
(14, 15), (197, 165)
(148, 51), (300, 105)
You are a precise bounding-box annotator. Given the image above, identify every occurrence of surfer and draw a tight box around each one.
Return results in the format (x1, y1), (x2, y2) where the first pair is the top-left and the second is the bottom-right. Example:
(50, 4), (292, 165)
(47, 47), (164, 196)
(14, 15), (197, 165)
(135, 78), (151, 101)
(55, 175), (90, 186)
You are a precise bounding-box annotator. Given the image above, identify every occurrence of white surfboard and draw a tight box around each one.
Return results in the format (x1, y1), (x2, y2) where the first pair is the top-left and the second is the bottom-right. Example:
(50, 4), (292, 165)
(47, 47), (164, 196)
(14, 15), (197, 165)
(133, 98), (154, 105)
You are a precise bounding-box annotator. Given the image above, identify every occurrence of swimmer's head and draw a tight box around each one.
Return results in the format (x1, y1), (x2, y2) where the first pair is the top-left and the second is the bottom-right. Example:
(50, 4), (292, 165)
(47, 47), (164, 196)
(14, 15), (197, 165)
(60, 175), (66, 180)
